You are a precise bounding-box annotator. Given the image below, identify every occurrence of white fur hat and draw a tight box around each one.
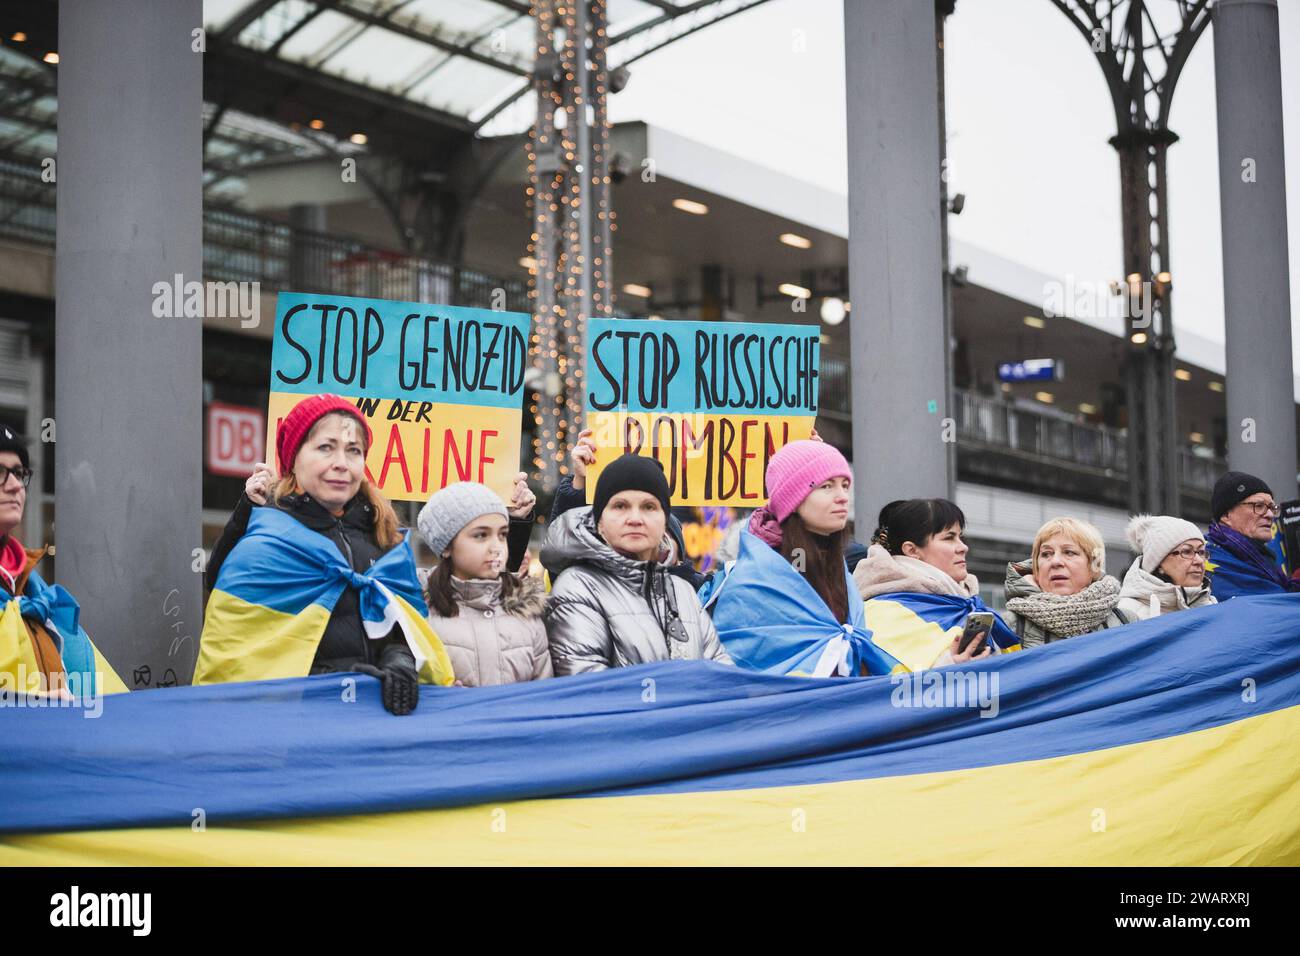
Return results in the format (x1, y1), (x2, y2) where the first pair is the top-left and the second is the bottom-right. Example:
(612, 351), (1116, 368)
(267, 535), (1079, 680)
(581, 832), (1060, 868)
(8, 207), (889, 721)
(1126, 514), (1205, 573)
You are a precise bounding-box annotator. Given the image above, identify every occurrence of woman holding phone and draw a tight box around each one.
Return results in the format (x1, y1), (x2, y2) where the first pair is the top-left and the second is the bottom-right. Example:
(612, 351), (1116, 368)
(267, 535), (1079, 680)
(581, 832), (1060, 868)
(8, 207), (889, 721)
(853, 498), (1016, 671)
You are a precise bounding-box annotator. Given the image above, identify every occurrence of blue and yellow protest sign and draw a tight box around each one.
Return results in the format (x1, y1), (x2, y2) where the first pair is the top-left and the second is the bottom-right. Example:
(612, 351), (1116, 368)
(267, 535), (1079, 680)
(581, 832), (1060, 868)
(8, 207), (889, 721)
(584, 318), (819, 505)
(266, 292), (530, 502)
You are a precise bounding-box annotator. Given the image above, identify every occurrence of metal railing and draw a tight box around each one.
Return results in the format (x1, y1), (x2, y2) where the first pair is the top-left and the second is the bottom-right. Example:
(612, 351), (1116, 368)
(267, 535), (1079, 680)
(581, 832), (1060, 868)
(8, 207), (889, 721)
(203, 208), (531, 312)
(0, 186), (531, 314)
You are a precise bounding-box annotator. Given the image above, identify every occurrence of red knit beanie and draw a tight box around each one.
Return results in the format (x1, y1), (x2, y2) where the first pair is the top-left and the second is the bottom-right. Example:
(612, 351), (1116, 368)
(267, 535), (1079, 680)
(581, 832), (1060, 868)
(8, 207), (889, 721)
(275, 394), (373, 475)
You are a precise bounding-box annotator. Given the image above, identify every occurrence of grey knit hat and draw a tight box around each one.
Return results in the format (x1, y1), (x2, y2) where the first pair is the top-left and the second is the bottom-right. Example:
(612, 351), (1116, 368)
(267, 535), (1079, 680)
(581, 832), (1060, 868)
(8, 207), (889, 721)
(417, 482), (508, 556)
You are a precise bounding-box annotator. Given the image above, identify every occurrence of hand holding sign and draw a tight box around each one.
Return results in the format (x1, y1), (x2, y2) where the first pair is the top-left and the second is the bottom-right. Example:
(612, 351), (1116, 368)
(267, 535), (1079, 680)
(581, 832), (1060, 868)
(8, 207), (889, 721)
(245, 461), (277, 505)
(508, 471), (536, 520)
(569, 428), (598, 491)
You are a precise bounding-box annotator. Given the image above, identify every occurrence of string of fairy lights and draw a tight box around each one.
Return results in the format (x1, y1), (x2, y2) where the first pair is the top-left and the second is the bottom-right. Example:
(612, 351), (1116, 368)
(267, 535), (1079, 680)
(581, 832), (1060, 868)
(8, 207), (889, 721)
(527, 0), (614, 493)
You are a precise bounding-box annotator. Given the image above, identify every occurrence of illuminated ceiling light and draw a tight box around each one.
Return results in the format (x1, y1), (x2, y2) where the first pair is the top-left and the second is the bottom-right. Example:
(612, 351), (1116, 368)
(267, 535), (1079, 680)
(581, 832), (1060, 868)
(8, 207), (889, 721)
(647, 314), (663, 321)
(820, 297), (846, 325)
(10, 32), (27, 42)
(42, 51), (58, 64)
(1189, 431), (1205, 444)
(621, 283), (651, 298)
(1156, 271), (1172, 284)
(349, 132), (368, 145)
(309, 118), (325, 130)
(819, 334), (830, 345)
(1208, 381), (1225, 393)
(1023, 316), (1045, 329)
(1000, 383), (1012, 393)
(779, 283), (811, 299)
(1035, 391), (1055, 404)
(780, 232), (812, 249)
(518, 256), (537, 270)
(1174, 368), (1192, 381)
(671, 198), (708, 215)
(1078, 402), (1098, 415)
(1130, 331), (1149, 344)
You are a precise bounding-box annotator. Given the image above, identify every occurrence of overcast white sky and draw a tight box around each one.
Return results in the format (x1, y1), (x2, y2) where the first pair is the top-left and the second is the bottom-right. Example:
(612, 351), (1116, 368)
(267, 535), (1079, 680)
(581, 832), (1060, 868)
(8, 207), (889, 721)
(607, 0), (1300, 365)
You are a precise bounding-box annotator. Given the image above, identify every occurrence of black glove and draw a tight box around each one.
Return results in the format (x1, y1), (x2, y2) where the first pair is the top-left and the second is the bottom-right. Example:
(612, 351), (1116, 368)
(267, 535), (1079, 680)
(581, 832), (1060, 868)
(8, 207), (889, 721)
(353, 649), (419, 716)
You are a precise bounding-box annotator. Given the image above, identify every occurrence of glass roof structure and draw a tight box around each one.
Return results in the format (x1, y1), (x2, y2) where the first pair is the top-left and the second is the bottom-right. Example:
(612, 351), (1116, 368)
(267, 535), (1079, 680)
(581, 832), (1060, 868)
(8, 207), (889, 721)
(201, 0), (771, 135)
(0, 0), (769, 211)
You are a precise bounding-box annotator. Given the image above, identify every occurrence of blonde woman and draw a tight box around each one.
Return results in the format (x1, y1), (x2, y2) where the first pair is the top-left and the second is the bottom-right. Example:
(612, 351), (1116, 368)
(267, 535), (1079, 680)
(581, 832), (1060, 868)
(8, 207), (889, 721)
(1003, 517), (1129, 647)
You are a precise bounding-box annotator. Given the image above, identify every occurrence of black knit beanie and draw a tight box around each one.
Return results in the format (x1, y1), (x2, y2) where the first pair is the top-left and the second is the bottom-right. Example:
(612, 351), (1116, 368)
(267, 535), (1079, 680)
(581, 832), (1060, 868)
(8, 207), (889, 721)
(0, 425), (30, 470)
(1211, 470), (1272, 521)
(592, 453), (671, 523)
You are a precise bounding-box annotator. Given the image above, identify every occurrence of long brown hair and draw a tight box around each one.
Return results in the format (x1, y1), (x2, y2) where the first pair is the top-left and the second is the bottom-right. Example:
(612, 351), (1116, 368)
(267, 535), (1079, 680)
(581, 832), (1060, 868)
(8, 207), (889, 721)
(779, 512), (850, 624)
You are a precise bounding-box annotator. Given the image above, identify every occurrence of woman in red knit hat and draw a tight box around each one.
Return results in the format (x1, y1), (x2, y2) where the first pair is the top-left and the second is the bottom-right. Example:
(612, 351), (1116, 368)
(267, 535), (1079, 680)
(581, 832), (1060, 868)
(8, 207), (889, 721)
(200, 395), (429, 713)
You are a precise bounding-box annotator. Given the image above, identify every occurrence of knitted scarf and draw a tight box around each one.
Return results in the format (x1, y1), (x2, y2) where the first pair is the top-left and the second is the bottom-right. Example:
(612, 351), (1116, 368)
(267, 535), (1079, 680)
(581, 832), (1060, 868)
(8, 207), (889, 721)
(1206, 522), (1296, 593)
(1005, 574), (1122, 637)
(747, 506), (784, 550)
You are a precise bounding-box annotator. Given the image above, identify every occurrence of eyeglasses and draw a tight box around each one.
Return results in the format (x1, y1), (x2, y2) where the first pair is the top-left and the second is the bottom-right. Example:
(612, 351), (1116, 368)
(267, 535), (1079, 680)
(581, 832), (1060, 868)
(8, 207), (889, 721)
(1169, 545), (1207, 562)
(1241, 500), (1280, 517)
(0, 465), (33, 488)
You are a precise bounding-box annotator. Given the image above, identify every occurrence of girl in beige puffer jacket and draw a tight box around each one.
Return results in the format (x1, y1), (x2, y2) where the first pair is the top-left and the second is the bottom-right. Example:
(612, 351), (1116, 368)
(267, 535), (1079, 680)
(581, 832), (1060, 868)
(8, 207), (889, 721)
(416, 482), (553, 688)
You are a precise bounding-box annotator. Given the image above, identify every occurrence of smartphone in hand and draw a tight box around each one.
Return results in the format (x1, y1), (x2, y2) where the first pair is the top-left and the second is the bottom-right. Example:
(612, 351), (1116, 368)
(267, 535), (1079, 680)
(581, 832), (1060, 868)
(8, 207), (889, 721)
(958, 611), (995, 656)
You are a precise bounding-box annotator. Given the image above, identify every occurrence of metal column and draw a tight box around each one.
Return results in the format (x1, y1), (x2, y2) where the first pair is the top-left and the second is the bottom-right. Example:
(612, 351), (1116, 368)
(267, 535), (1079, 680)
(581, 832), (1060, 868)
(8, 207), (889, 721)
(56, 0), (204, 687)
(1213, 0), (1298, 499)
(843, 0), (952, 535)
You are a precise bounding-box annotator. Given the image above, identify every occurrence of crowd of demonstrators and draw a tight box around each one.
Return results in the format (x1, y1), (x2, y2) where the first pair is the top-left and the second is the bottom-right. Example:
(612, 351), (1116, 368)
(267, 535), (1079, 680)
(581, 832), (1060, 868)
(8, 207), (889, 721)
(1117, 515), (1215, 620)
(1002, 518), (1129, 646)
(699, 440), (896, 676)
(1204, 471), (1299, 599)
(182, 395), (1300, 713)
(854, 498), (1013, 668)
(416, 482), (551, 687)
(540, 453), (731, 674)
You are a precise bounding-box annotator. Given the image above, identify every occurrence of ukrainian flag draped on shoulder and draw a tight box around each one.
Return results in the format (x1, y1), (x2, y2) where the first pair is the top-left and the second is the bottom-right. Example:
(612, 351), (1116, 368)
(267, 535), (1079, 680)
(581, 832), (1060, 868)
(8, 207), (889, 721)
(865, 591), (1021, 673)
(1205, 521), (1300, 600)
(195, 507), (453, 685)
(0, 571), (127, 697)
(702, 531), (902, 676)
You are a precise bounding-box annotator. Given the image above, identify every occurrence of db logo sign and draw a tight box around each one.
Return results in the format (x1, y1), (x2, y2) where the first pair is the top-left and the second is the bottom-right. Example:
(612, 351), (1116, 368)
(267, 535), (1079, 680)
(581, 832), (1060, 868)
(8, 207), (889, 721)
(207, 402), (265, 477)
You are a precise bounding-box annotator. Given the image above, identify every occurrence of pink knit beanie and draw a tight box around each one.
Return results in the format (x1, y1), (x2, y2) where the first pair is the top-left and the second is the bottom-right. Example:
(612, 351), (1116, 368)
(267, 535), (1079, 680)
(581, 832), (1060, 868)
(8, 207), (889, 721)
(765, 439), (852, 522)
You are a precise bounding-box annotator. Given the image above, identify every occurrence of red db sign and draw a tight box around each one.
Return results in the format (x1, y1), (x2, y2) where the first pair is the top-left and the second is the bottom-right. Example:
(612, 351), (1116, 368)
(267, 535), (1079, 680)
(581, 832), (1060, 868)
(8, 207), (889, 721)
(207, 402), (265, 477)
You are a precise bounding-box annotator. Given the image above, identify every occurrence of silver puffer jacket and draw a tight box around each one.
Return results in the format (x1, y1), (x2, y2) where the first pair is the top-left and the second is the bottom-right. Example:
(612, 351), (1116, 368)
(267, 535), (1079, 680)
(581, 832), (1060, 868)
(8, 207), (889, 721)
(540, 507), (732, 675)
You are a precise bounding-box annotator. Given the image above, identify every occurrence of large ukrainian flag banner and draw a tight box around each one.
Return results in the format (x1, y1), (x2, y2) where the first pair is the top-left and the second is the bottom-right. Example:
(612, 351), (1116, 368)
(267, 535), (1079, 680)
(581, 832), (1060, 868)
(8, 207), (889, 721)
(266, 292), (531, 504)
(194, 508), (454, 686)
(2, 594), (1298, 866)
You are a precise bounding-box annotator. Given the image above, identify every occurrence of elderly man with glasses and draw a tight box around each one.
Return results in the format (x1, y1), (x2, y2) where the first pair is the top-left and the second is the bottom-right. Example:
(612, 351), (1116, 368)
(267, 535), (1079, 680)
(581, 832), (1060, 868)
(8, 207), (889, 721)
(0, 426), (125, 698)
(1204, 471), (1299, 600)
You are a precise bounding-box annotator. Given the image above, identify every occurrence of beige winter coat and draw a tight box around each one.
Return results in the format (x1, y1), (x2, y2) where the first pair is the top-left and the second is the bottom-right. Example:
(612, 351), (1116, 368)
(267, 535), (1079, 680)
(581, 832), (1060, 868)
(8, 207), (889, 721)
(422, 571), (553, 687)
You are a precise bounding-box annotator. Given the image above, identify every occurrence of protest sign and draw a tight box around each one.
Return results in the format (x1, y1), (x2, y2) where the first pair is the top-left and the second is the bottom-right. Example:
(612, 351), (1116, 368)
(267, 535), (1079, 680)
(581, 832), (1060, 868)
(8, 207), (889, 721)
(266, 292), (530, 502)
(584, 318), (819, 505)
